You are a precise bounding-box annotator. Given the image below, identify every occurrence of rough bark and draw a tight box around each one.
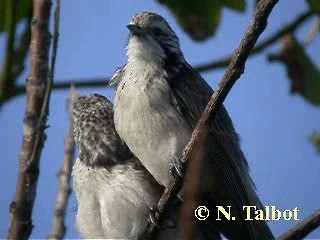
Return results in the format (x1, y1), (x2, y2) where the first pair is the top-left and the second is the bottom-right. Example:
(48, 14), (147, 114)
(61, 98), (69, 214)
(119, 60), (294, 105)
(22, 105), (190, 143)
(8, 0), (52, 239)
(49, 86), (76, 240)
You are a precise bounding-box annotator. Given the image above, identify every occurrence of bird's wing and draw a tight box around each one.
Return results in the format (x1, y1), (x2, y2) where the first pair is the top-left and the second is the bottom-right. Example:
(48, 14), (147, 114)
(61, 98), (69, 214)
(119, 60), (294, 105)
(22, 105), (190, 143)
(166, 63), (273, 239)
(73, 94), (133, 167)
(109, 67), (125, 87)
(166, 63), (251, 191)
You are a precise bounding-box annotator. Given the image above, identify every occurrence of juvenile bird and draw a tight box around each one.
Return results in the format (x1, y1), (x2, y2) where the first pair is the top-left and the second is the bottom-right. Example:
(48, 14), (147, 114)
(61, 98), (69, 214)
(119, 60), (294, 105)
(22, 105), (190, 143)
(72, 94), (218, 239)
(72, 94), (158, 239)
(113, 12), (274, 240)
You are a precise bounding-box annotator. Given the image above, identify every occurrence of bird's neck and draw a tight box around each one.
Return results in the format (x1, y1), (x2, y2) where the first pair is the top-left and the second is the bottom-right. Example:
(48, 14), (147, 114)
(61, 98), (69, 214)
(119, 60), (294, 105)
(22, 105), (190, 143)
(127, 37), (165, 66)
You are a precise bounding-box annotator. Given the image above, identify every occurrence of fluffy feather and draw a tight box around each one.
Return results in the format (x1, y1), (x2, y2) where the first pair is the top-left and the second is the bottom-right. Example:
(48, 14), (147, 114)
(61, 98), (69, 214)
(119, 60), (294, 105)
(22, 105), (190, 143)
(114, 12), (274, 240)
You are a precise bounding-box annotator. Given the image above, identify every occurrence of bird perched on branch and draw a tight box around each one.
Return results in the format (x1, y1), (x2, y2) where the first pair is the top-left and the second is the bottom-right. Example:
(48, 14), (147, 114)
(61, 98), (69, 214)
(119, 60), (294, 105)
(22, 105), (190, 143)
(72, 94), (159, 239)
(72, 94), (219, 239)
(112, 11), (274, 240)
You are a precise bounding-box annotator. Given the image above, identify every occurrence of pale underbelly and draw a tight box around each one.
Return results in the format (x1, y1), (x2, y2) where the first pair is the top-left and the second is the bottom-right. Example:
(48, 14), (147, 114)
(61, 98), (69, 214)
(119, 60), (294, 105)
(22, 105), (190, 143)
(115, 90), (190, 187)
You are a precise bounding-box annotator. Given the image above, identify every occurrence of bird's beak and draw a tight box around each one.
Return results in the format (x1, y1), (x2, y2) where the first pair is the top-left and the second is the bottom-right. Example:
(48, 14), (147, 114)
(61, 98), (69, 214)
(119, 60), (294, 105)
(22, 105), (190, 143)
(127, 24), (144, 36)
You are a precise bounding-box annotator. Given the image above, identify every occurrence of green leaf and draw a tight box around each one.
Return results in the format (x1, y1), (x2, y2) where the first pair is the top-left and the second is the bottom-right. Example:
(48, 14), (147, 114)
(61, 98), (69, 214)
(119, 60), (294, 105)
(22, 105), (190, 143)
(270, 34), (320, 106)
(158, 0), (247, 41)
(222, 0), (246, 12)
(307, 0), (320, 13)
(296, 42), (320, 105)
(0, 0), (32, 33)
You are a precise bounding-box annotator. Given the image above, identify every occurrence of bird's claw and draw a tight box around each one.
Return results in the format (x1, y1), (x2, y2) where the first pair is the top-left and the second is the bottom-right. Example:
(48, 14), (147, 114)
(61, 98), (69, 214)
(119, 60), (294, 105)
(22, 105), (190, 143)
(148, 206), (160, 228)
(170, 157), (185, 178)
(148, 206), (176, 230)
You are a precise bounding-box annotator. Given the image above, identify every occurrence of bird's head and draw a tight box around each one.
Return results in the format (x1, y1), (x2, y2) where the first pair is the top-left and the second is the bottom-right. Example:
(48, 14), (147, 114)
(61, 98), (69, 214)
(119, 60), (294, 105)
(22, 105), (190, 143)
(126, 12), (184, 65)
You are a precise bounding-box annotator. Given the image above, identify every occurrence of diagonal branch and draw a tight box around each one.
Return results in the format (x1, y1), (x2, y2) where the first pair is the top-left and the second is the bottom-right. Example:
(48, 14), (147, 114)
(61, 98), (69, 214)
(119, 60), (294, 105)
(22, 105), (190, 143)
(8, 0), (60, 238)
(143, 0), (279, 238)
(277, 210), (320, 240)
(194, 10), (313, 72)
(6, 9), (312, 104)
(306, 16), (320, 45)
(49, 85), (76, 240)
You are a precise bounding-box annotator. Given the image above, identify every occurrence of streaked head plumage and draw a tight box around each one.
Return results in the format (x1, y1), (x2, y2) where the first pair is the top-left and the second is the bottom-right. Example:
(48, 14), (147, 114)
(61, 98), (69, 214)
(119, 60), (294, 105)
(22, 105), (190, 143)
(126, 11), (183, 63)
(73, 94), (133, 168)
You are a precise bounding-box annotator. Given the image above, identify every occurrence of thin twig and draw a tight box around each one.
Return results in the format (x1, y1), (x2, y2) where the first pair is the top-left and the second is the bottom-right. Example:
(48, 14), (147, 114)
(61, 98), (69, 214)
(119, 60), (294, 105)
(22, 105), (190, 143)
(7, 10), (312, 103)
(8, 0), (58, 239)
(48, 77), (109, 90)
(194, 10), (313, 72)
(14, 77), (111, 95)
(305, 16), (320, 46)
(143, 0), (279, 238)
(277, 210), (320, 240)
(49, 84), (76, 240)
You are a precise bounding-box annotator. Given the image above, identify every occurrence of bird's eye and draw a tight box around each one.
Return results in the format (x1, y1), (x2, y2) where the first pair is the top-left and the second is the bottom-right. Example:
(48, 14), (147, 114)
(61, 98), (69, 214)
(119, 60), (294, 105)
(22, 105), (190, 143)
(153, 27), (162, 37)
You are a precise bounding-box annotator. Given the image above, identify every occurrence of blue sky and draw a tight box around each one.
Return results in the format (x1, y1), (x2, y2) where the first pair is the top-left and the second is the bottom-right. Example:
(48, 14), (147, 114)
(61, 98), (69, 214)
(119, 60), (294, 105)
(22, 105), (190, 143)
(0, 0), (319, 238)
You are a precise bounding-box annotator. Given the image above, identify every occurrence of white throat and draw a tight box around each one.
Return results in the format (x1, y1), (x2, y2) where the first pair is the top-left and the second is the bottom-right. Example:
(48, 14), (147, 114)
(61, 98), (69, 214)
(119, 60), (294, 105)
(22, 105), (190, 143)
(127, 36), (165, 65)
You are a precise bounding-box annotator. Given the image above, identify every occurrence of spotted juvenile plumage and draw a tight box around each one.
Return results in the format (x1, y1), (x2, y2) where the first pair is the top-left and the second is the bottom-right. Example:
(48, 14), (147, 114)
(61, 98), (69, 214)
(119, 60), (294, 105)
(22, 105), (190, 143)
(113, 12), (275, 240)
(72, 94), (158, 239)
(73, 94), (133, 167)
(72, 94), (216, 239)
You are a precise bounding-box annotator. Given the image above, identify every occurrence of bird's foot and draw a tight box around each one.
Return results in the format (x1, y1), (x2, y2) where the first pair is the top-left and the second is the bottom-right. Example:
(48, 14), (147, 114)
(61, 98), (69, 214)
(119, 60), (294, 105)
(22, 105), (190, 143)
(148, 206), (160, 228)
(148, 206), (176, 229)
(170, 157), (185, 179)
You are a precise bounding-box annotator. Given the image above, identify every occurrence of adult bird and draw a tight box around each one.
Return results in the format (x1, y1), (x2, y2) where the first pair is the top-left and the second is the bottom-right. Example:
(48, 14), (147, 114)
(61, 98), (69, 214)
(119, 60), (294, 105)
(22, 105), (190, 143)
(72, 94), (219, 239)
(112, 12), (274, 240)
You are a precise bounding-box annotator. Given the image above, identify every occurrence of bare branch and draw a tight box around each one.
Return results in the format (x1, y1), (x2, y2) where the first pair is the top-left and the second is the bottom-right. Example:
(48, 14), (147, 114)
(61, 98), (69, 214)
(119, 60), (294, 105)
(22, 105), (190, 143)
(278, 210), (320, 240)
(8, 0), (59, 238)
(5, 10), (312, 104)
(143, 0), (279, 238)
(194, 10), (313, 73)
(305, 16), (320, 45)
(49, 85), (76, 240)
(12, 77), (111, 97)
(45, 77), (110, 90)
(179, 127), (209, 240)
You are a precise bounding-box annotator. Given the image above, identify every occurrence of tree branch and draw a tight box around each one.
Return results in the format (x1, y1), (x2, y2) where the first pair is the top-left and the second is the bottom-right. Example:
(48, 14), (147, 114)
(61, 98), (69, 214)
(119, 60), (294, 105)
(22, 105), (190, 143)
(179, 128), (209, 240)
(143, 0), (279, 238)
(15, 77), (111, 95)
(8, 0), (59, 238)
(306, 16), (320, 45)
(4, 9), (312, 104)
(278, 210), (320, 240)
(49, 84), (76, 240)
(194, 10), (313, 72)
(50, 77), (110, 90)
